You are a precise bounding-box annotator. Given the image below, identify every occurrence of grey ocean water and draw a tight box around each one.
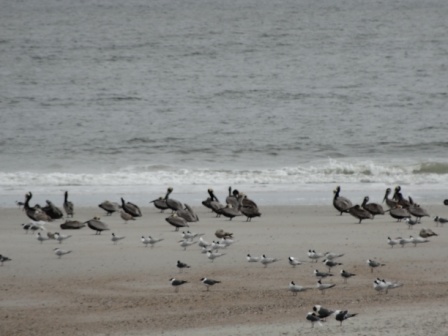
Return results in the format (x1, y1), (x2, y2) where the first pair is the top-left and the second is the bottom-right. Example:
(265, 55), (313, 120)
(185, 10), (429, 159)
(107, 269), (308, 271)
(1, 0), (447, 207)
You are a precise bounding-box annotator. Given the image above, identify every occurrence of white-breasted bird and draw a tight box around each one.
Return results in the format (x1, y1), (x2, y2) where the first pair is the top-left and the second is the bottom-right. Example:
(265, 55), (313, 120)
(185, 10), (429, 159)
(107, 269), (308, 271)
(54, 233), (72, 244)
(340, 269), (356, 283)
(179, 239), (197, 250)
(306, 312), (323, 328)
(169, 278), (188, 292)
(288, 281), (311, 295)
(36, 232), (49, 244)
(367, 259), (385, 272)
(308, 249), (324, 262)
(316, 280), (335, 294)
(111, 233), (125, 244)
(200, 277), (221, 291)
(54, 248), (72, 258)
(246, 254), (260, 262)
(260, 254), (279, 267)
(409, 235), (429, 247)
(206, 250), (225, 262)
(288, 256), (302, 267)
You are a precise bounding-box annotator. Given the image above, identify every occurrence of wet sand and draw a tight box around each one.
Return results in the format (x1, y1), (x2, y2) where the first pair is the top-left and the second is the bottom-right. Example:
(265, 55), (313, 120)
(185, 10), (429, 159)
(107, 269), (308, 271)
(1, 202), (448, 335)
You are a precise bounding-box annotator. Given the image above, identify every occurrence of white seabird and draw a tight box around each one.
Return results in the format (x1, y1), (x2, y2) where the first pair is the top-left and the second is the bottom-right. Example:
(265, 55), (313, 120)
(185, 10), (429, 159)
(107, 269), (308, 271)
(367, 259), (385, 272)
(322, 259), (342, 272)
(340, 269), (356, 283)
(200, 277), (221, 291)
(260, 254), (279, 267)
(36, 232), (49, 244)
(206, 250), (225, 262)
(169, 278), (188, 292)
(404, 218), (418, 229)
(312, 305), (334, 321)
(179, 239), (197, 250)
(306, 312), (323, 328)
(182, 231), (204, 240)
(288, 281), (311, 295)
(316, 280), (336, 294)
(288, 256), (302, 267)
(198, 236), (211, 248)
(54, 248), (72, 258)
(387, 236), (401, 248)
(111, 233), (125, 245)
(409, 235), (429, 247)
(323, 252), (344, 260)
(246, 254), (260, 262)
(373, 278), (403, 294)
(335, 310), (358, 326)
(314, 269), (333, 279)
(54, 233), (72, 244)
(308, 249), (324, 263)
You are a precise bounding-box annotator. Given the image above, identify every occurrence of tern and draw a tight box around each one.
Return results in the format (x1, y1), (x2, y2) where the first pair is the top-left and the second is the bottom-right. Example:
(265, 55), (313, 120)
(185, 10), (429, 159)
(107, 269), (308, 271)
(308, 250), (324, 263)
(314, 269), (333, 279)
(404, 218), (419, 229)
(211, 241), (227, 250)
(322, 259), (342, 272)
(169, 278), (188, 292)
(54, 248), (72, 258)
(316, 280), (335, 294)
(111, 233), (125, 244)
(375, 278), (403, 294)
(289, 281), (312, 295)
(206, 250), (225, 262)
(323, 252), (344, 260)
(54, 233), (72, 244)
(179, 239), (197, 250)
(200, 277), (221, 291)
(409, 235), (429, 247)
(288, 256), (302, 267)
(260, 254), (279, 267)
(434, 216), (448, 227)
(36, 232), (49, 244)
(246, 254), (260, 262)
(22, 221), (46, 234)
(367, 259), (385, 272)
(0, 254), (12, 266)
(182, 231), (204, 240)
(313, 305), (334, 321)
(340, 270), (356, 283)
(176, 260), (190, 273)
(398, 236), (413, 247)
(306, 312), (323, 328)
(387, 236), (401, 248)
(219, 237), (235, 247)
(145, 236), (164, 248)
(198, 236), (211, 248)
(335, 310), (358, 326)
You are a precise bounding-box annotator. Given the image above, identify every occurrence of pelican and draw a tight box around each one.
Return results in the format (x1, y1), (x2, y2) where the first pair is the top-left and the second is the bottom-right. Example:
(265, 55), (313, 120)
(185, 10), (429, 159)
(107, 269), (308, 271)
(176, 204), (199, 222)
(24, 192), (52, 222)
(333, 186), (353, 215)
(165, 213), (189, 231)
(226, 186), (239, 208)
(389, 205), (411, 222)
(220, 204), (242, 220)
(63, 191), (74, 218)
(393, 186), (411, 208)
(164, 187), (183, 212)
(150, 196), (169, 213)
(120, 210), (135, 224)
(120, 198), (142, 217)
(361, 196), (385, 218)
(383, 188), (398, 209)
(60, 220), (85, 230)
(84, 217), (109, 235)
(98, 200), (120, 216)
(42, 200), (64, 220)
(347, 204), (373, 223)
(408, 197), (429, 222)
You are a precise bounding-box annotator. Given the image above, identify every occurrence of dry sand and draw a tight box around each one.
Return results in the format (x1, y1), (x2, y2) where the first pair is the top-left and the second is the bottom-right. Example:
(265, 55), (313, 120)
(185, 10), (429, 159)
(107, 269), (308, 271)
(1, 202), (448, 336)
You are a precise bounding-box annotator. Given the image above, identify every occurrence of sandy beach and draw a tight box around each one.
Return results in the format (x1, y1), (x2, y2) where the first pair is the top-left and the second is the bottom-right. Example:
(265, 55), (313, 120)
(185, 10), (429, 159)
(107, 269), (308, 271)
(1, 201), (448, 336)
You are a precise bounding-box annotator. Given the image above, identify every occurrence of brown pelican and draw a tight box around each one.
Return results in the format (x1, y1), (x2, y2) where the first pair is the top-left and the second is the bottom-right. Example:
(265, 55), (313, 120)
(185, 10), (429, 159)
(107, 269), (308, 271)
(226, 187), (239, 208)
(63, 191), (74, 218)
(389, 205), (411, 222)
(164, 187), (183, 212)
(23, 193), (52, 222)
(207, 189), (225, 217)
(361, 196), (385, 218)
(347, 204), (373, 223)
(84, 217), (110, 234)
(120, 210), (136, 224)
(150, 196), (169, 212)
(419, 228), (437, 238)
(220, 204), (242, 220)
(333, 186), (353, 215)
(239, 203), (261, 222)
(98, 200), (120, 216)
(393, 186), (411, 208)
(165, 213), (189, 231)
(202, 188), (218, 210)
(215, 229), (233, 239)
(408, 197), (429, 222)
(444, 199), (448, 206)
(239, 193), (258, 208)
(383, 188), (398, 209)
(121, 198), (142, 217)
(42, 200), (64, 219)
(60, 220), (85, 230)
(176, 204), (199, 222)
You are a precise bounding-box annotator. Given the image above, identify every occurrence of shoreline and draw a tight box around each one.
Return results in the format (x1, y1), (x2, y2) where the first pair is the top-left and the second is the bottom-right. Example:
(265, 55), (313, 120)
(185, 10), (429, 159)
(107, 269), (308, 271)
(1, 204), (448, 335)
